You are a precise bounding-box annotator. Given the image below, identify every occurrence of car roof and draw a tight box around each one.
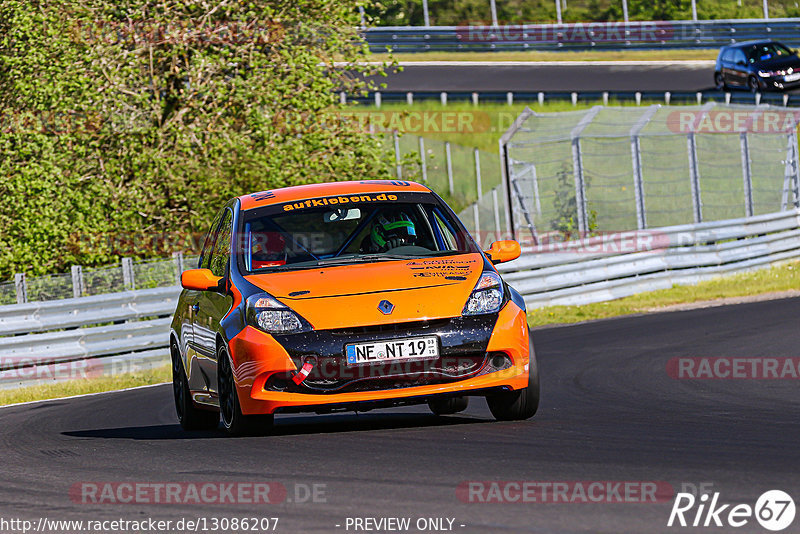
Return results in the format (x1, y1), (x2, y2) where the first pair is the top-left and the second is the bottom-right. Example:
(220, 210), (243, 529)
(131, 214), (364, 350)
(724, 39), (777, 50)
(238, 180), (433, 210)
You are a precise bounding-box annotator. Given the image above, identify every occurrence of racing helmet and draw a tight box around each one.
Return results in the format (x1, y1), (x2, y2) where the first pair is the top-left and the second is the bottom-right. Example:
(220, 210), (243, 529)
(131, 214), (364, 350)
(369, 211), (417, 251)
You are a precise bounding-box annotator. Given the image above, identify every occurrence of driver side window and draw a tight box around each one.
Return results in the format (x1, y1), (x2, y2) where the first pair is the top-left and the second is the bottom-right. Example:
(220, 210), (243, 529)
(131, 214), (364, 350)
(199, 211), (224, 269)
(209, 210), (233, 277)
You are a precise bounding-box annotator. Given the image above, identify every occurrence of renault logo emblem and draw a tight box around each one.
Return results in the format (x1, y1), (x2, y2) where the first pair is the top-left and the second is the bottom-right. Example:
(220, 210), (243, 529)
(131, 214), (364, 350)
(378, 300), (394, 315)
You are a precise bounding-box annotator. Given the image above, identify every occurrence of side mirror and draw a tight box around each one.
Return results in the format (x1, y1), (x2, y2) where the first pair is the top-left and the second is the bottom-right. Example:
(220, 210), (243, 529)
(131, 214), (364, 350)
(485, 240), (521, 264)
(181, 268), (223, 291)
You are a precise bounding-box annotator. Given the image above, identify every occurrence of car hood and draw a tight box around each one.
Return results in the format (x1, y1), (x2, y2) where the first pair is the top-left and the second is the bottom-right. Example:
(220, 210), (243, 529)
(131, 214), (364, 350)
(754, 56), (800, 71)
(244, 253), (485, 330)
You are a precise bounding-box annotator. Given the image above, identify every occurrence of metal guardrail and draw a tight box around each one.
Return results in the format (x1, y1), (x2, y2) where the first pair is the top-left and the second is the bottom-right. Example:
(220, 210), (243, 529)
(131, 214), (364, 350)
(0, 287), (179, 389)
(364, 19), (800, 52)
(497, 208), (800, 307)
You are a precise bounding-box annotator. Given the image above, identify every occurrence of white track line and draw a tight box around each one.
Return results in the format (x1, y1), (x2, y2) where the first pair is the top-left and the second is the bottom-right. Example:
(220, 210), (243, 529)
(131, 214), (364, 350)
(337, 60), (716, 67)
(0, 382), (170, 410)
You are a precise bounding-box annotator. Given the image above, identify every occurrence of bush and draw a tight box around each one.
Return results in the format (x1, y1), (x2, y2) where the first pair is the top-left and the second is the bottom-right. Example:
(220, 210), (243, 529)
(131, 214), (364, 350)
(0, 0), (394, 278)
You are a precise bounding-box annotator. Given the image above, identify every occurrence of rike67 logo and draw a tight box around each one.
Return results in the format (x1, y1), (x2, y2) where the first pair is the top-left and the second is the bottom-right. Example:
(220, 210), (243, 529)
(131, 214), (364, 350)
(668, 490), (795, 531)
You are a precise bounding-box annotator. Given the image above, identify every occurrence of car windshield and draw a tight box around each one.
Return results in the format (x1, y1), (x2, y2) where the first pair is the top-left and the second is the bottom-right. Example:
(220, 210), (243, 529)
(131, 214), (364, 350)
(745, 42), (793, 63)
(238, 195), (478, 272)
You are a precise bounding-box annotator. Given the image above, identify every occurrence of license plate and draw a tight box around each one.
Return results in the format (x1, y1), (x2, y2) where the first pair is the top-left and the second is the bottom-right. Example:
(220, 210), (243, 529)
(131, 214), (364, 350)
(785, 73), (800, 82)
(345, 336), (439, 366)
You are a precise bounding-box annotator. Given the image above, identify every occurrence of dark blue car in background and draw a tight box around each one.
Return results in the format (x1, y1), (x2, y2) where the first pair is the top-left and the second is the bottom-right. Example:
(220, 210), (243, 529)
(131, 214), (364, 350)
(715, 40), (800, 92)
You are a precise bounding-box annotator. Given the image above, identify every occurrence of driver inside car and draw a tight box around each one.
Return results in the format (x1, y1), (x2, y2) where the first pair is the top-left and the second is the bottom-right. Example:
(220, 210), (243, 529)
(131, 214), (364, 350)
(361, 209), (418, 253)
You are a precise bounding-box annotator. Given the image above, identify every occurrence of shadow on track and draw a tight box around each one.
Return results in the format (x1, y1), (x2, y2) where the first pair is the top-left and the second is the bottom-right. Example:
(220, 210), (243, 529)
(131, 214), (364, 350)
(62, 412), (491, 440)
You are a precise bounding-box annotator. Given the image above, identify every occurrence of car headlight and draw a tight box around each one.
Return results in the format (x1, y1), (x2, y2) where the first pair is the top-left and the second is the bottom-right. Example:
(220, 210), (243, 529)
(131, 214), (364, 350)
(463, 272), (504, 316)
(245, 293), (312, 334)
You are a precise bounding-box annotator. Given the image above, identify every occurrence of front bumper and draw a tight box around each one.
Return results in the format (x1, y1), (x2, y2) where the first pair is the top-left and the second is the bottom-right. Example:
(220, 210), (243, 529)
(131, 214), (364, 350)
(228, 301), (530, 415)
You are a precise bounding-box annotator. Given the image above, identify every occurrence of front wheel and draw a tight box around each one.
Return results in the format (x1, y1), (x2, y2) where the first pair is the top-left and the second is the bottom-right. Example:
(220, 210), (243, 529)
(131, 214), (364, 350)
(218, 344), (274, 436)
(748, 75), (761, 93)
(714, 72), (726, 90)
(172, 341), (219, 431)
(486, 335), (540, 421)
(428, 396), (469, 415)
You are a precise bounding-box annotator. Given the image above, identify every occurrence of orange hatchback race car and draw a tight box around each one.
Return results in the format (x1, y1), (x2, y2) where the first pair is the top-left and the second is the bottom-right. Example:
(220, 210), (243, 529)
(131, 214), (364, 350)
(170, 180), (538, 435)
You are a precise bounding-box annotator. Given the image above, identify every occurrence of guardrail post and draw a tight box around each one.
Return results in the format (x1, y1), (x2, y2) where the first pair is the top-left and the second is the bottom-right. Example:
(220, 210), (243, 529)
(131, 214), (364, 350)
(445, 141), (454, 195)
(71, 265), (84, 298)
(603, 92), (609, 105)
(440, 92), (447, 106)
(122, 257), (135, 291)
(474, 148), (482, 197)
(14, 273), (27, 304)
(538, 92), (545, 106)
(506, 92), (514, 106)
(406, 92), (413, 105)
(740, 132), (754, 217)
(393, 130), (402, 179)
(687, 132), (703, 223)
(374, 91), (381, 108)
(418, 136), (427, 183)
(172, 252), (184, 285)
(665, 92), (671, 105)
(339, 92), (346, 105)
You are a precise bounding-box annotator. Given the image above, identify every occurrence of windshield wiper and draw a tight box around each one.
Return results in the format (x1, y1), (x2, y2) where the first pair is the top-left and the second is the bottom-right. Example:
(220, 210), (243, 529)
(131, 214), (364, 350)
(314, 254), (416, 266)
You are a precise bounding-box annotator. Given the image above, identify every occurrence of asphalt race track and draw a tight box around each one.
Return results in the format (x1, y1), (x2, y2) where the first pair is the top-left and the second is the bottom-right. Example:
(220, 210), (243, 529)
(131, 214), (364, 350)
(2, 297), (799, 533)
(376, 62), (716, 93)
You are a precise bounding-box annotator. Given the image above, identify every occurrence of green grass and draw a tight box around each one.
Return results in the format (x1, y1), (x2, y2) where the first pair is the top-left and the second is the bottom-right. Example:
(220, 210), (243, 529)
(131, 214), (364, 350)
(0, 364), (171, 406)
(373, 50), (718, 63)
(527, 260), (800, 327)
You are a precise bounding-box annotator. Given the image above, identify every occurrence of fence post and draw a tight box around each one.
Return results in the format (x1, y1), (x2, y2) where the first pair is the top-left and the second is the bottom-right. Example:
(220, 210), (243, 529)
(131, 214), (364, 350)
(572, 136), (589, 234)
(473, 203), (481, 242)
(122, 257), (135, 291)
(629, 105), (658, 230)
(422, 0), (430, 26)
(687, 132), (703, 223)
(418, 136), (427, 183)
(740, 132), (754, 217)
(474, 148), (482, 198)
(492, 188), (502, 236)
(569, 106), (601, 235)
(14, 273), (27, 304)
(393, 130), (402, 179)
(71, 265), (84, 299)
(172, 252), (185, 286)
(339, 92), (346, 105)
(782, 129), (800, 209)
(490, 0), (499, 26)
(445, 141), (454, 195)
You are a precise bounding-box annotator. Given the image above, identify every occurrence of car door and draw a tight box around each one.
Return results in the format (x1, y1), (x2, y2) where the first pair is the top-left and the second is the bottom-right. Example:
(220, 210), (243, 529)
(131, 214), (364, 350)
(193, 207), (235, 398)
(720, 49), (736, 85)
(731, 49), (749, 86)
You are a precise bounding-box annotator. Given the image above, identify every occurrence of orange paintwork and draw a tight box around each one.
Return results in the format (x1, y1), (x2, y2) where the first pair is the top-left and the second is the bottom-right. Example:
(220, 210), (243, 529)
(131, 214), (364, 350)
(486, 240), (522, 264)
(238, 180), (432, 211)
(181, 268), (221, 291)
(227, 301), (530, 415)
(245, 253), (483, 329)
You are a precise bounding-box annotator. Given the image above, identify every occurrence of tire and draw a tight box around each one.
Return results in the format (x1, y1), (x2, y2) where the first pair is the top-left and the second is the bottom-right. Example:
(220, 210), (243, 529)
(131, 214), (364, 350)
(748, 75), (760, 93)
(428, 396), (469, 415)
(218, 344), (274, 436)
(714, 72), (726, 90)
(171, 341), (219, 431)
(486, 335), (540, 421)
